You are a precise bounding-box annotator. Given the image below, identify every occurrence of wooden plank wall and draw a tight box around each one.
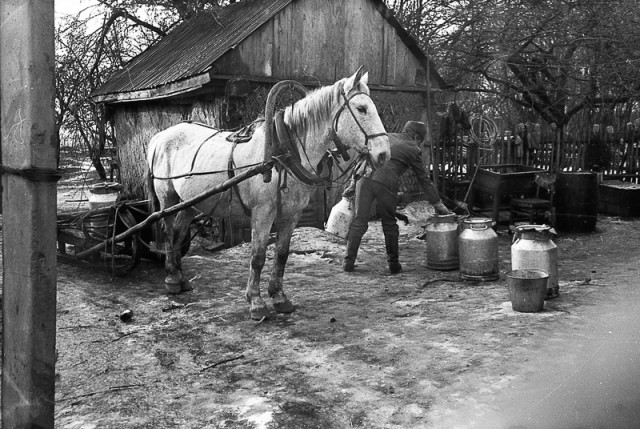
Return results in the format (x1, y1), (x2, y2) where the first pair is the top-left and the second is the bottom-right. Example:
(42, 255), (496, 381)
(216, 0), (424, 86)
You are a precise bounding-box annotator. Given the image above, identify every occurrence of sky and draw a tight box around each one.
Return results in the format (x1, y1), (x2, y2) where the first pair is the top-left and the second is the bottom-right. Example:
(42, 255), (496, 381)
(54, 0), (99, 18)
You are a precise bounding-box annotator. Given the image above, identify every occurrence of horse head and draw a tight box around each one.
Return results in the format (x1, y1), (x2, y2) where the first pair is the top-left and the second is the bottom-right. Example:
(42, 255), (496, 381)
(330, 67), (390, 169)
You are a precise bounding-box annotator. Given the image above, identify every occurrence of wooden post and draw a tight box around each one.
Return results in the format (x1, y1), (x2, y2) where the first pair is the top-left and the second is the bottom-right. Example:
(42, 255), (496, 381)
(1, 1), (58, 427)
(422, 58), (439, 190)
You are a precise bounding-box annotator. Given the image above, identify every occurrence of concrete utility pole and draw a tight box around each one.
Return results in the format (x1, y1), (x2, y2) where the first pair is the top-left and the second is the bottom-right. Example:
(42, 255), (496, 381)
(1, 0), (58, 427)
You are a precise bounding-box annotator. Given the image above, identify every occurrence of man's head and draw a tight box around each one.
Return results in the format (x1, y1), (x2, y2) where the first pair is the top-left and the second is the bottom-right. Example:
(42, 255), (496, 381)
(402, 121), (427, 144)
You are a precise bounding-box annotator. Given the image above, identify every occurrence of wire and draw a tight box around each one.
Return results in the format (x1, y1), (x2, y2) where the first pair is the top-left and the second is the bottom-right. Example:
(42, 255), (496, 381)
(469, 114), (499, 148)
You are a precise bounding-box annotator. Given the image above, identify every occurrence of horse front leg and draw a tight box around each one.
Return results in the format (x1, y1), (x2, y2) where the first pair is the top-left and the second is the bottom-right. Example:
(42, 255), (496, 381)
(268, 217), (298, 314)
(163, 208), (196, 294)
(245, 213), (275, 320)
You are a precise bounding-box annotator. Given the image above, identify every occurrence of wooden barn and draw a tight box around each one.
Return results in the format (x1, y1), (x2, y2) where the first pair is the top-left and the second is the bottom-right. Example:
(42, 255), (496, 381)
(92, 0), (446, 242)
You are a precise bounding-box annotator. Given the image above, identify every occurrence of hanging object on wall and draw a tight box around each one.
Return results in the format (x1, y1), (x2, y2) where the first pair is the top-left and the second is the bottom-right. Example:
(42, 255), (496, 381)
(224, 78), (252, 128)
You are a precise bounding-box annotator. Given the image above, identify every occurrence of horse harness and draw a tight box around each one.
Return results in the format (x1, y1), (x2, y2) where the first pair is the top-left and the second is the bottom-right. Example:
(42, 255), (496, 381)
(154, 84), (387, 217)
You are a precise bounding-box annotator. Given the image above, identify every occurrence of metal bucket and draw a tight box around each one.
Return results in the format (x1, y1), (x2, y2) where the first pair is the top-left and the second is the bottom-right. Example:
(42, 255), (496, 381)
(425, 214), (459, 270)
(459, 217), (499, 281)
(506, 269), (549, 312)
(325, 197), (354, 240)
(511, 224), (559, 299)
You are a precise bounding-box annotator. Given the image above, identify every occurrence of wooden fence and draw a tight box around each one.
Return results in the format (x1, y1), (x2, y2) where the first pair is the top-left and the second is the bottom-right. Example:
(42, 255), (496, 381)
(432, 119), (640, 202)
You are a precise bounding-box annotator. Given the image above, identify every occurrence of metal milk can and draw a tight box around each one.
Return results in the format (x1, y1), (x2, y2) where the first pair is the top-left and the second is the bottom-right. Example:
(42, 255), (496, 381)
(458, 217), (499, 281)
(511, 224), (559, 299)
(88, 182), (122, 210)
(86, 182), (122, 240)
(424, 214), (459, 270)
(325, 197), (354, 240)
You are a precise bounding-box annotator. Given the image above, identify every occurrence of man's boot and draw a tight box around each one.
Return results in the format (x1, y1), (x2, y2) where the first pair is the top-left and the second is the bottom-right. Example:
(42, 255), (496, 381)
(385, 234), (402, 274)
(343, 233), (362, 272)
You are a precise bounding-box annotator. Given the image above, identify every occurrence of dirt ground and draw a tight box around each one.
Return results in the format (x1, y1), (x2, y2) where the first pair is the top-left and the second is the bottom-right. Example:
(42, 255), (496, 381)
(7, 156), (640, 428)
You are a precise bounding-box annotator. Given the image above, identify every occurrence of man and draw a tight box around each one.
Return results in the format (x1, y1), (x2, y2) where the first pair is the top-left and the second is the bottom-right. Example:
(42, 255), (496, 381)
(342, 121), (450, 274)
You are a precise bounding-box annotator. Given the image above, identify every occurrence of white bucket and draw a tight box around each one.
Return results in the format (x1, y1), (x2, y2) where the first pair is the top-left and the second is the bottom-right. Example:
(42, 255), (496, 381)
(325, 197), (354, 240)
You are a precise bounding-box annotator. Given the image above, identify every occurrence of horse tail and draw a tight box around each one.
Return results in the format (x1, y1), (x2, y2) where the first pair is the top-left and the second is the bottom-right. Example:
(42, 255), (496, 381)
(146, 165), (159, 215)
(146, 141), (163, 250)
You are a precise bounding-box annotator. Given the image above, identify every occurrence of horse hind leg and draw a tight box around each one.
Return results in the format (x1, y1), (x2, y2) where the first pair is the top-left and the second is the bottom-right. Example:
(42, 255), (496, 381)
(268, 217), (297, 314)
(162, 208), (197, 294)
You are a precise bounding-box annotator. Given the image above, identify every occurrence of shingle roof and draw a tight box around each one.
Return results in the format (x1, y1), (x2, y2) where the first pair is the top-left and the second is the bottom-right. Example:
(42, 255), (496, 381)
(92, 0), (291, 98)
(92, 0), (445, 101)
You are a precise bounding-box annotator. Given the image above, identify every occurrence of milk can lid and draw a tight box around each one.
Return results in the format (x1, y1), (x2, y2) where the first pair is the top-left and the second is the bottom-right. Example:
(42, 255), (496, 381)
(513, 224), (556, 243)
(461, 217), (493, 225)
(515, 224), (555, 234)
(460, 217), (495, 230)
(90, 182), (123, 194)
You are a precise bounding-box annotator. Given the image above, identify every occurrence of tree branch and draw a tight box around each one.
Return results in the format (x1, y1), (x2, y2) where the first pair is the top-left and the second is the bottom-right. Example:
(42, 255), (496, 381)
(89, 8), (167, 80)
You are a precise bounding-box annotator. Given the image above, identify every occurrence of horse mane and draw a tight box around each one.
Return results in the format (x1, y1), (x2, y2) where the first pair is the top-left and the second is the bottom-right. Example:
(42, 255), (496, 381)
(285, 77), (367, 138)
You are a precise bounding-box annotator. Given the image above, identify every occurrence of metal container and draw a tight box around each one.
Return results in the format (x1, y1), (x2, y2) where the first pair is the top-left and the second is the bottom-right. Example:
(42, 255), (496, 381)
(506, 269), (548, 312)
(88, 182), (122, 210)
(325, 197), (354, 240)
(425, 214), (459, 270)
(86, 183), (122, 240)
(511, 224), (559, 299)
(459, 217), (499, 281)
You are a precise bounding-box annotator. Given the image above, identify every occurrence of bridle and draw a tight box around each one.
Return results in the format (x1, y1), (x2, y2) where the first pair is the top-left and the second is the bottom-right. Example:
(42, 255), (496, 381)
(327, 87), (388, 163)
(268, 81), (388, 189)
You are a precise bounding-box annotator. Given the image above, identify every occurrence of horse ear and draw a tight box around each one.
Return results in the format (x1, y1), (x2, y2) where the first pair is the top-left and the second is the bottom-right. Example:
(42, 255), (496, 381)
(344, 66), (365, 94)
(354, 65), (364, 83)
(360, 71), (369, 86)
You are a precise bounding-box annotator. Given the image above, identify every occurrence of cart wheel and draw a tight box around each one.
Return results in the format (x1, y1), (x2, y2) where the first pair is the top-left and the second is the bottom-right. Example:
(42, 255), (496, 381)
(106, 209), (141, 275)
(57, 208), (141, 276)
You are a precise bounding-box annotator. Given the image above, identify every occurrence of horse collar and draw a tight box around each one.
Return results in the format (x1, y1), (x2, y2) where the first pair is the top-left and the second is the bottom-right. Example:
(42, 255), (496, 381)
(273, 111), (328, 187)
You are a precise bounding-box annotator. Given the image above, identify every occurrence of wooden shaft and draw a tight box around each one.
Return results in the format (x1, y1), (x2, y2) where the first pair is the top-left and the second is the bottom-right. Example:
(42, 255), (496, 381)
(75, 162), (273, 258)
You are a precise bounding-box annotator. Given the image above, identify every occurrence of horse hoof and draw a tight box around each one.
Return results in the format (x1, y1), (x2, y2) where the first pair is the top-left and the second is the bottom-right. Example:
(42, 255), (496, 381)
(273, 300), (296, 314)
(250, 307), (271, 321)
(165, 282), (182, 294)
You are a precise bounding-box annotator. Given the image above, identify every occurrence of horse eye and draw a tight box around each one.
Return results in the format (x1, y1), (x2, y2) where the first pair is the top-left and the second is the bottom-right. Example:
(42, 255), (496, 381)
(357, 106), (367, 114)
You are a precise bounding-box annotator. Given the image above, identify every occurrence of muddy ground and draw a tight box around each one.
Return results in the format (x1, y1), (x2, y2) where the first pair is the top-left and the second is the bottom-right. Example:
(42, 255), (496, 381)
(8, 155), (640, 428)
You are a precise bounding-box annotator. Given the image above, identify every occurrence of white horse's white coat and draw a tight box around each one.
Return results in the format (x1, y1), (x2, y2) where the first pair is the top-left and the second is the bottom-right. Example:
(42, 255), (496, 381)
(147, 69), (389, 319)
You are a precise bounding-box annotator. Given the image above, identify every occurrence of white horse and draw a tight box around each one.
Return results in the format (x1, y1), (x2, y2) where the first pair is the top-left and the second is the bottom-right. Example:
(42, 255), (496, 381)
(147, 68), (390, 319)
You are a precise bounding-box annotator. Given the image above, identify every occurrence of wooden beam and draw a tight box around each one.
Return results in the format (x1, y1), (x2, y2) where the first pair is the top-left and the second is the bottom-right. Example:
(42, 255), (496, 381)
(91, 73), (212, 104)
(94, 73), (437, 106)
(1, 1), (57, 427)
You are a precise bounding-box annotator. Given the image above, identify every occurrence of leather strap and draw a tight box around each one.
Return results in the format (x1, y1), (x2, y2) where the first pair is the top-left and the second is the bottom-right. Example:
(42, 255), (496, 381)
(227, 142), (252, 217)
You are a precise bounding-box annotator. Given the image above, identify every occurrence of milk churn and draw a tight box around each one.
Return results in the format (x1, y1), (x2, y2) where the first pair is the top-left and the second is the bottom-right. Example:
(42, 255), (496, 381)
(458, 217), (499, 281)
(86, 182), (122, 240)
(325, 197), (354, 240)
(88, 182), (122, 209)
(424, 214), (459, 270)
(511, 224), (559, 299)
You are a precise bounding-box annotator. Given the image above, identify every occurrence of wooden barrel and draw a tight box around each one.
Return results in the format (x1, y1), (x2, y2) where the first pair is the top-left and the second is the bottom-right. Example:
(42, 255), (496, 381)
(554, 172), (599, 233)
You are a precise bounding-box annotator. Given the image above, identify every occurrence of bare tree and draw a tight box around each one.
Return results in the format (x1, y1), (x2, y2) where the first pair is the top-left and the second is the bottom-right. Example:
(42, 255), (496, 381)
(55, 1), (229, 178)
(388, 0), (640, 169)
